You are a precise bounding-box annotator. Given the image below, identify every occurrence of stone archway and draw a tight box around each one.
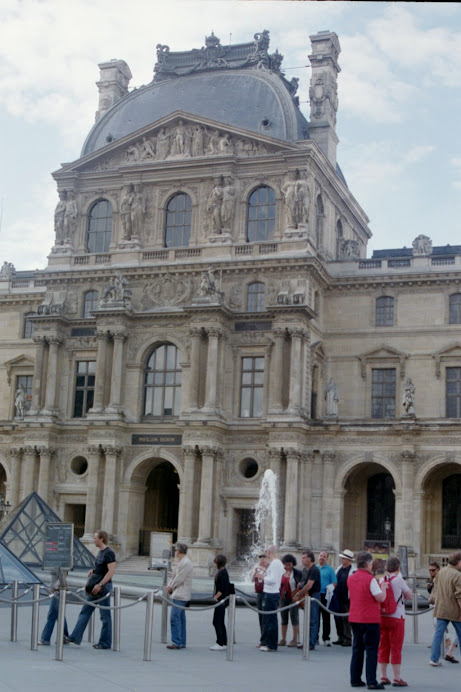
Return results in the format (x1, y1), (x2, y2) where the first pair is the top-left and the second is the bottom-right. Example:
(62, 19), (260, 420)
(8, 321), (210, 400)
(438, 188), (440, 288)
(342, 462), (396, 552)
(0, 462), (6, 503)
(420, 461), (461, 557)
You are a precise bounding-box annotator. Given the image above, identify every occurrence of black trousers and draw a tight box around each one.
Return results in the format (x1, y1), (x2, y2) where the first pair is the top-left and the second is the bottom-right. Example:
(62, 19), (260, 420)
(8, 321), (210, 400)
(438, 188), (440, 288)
(350, 622), (380, 686)
(213, 602), (228, 646)
(335, 599), (352, 643)
(320, 594), (331, 641)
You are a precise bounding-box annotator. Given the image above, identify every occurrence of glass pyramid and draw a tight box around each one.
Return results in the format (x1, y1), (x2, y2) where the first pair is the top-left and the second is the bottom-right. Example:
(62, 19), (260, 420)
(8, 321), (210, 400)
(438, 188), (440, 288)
(0, 492), (94, 569)
(0, 540), (41, 584)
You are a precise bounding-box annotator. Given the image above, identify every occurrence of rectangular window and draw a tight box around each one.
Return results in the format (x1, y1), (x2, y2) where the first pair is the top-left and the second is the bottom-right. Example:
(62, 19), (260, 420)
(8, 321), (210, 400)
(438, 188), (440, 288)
(376, 297), (394, 327)
(73, 361), (96, 418)
(240, 356), (264, 417)
(15, 375), (33, 415)
(446, 367), (461, 417)
(371, 368), (396, 419)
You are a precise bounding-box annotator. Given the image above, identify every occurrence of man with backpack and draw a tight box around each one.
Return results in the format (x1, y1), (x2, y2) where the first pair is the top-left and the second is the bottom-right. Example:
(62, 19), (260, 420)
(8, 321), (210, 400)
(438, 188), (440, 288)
(377, 556), (412, 687)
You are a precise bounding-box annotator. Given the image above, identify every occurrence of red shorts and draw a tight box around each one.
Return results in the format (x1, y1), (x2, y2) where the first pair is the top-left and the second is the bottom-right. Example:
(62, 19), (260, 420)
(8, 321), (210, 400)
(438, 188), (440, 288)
(378, 616), (405, 664)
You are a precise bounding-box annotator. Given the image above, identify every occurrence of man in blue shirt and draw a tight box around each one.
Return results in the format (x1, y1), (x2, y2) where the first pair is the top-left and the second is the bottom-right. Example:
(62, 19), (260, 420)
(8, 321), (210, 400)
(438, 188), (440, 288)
(318, 550), (337, 646)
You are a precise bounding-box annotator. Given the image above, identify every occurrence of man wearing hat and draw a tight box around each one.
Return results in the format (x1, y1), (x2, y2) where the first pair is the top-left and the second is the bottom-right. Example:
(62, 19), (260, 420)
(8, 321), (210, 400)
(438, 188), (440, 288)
(333, 548), (355, 647)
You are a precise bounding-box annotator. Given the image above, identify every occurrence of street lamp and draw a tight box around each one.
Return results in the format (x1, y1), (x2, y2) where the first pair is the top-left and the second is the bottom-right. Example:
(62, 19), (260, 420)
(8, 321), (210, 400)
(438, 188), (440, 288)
(0, 494), (11, 518)
(384, 516), (391, 545)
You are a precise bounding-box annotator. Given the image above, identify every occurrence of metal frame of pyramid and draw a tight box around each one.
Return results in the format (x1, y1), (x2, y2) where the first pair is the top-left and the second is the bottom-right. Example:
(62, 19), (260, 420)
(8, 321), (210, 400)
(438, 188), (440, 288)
(0, 539), (42, 584)
(0, 492), (94, 569)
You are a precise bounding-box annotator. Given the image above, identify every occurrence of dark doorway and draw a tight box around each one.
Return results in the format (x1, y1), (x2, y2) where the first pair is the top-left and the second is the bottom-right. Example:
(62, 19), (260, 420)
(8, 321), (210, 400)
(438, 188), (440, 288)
(236, 508), (258, 559)
(139, 461), (179, 555)
(367, 473), (395, 545)
(65, 504), (86, 538)
(442, 474), (461, 549)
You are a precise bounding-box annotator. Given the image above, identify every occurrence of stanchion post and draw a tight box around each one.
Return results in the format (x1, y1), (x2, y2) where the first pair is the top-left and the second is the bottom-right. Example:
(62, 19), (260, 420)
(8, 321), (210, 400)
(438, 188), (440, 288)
(161, 569), (168, 644)
(30, 583), (40, 650)
(303, 597), (311, 661)
(113, 586), (121, 652)
(55, 569), (68, 662)
(412, 576), (418, 644)
(10, 580), (19, 642)
(143, 591), (155, 662)
(88, 610), (95, 642)
(226, 587), (236, 662)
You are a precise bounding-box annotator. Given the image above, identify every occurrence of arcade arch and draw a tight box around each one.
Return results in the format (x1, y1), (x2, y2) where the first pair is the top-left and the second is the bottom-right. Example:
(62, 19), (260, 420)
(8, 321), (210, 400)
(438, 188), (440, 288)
(420, 461), (461, 556)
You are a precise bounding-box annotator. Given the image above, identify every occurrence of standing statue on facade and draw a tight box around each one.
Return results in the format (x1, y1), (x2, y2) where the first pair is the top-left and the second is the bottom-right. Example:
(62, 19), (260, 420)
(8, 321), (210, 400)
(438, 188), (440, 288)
(402, 378), (416, 417)
(15, 384), (26, 418)
(199, 267), (221, 297)
(0, 261), (15, 279)
(221, 178), (236, 231)
(325, 378), (339, 418)
(282, 170), (310, 228)
(54, 189), (68, 244)
(207, 178), (224, 233)
(120, 184), (134, 239)
(412, 234), (432, 256)
(63, 191), (78, 242)
(191, 125), (205, 157)
(101, 272), (132, 306)
(130, 184), (144, 238)
(156, 128), (171, 160)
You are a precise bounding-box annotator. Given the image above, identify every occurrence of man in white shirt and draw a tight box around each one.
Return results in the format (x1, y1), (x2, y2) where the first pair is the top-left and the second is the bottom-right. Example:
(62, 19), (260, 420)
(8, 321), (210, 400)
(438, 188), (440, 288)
(260, 545), (285, 652)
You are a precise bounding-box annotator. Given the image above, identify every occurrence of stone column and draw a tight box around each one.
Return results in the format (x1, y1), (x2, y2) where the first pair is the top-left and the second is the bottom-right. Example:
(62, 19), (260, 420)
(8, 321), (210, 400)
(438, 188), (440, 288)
(287, 329), (305, 414)
(90, 330), (109, 413)
(19, 446), (36, 500)
(106, 330), (126, 413)
(43, 336), (63, 414)
(267, 448), (283, 545)
(186, 328), (202, 410)
(321, 451), (336, 548)
(177, 446), (198, 543)
(397, 451), (416, 549)
(282, 449), (301, 547)
(311, 453), (323, 547)
(268, 328), (286, 413)
(28, 337), (46, 415)
(7, 448), (22, 508)
(101, 445), (120, 537)
(195, 446), (217, 545)
(37, 447), (54, 503)
(299, 452), (314, 546)
(203, 328), (222, 413)
(83, 445), (101, 539)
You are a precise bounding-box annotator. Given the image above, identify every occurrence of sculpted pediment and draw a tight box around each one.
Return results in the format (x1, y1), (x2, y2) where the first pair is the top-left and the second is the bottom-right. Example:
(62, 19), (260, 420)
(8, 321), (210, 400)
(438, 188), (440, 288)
(432, 342), (461, 378)
(358, 345), (408, 379)
(57, 111), (301, 175)
(2, 355), (35, 384)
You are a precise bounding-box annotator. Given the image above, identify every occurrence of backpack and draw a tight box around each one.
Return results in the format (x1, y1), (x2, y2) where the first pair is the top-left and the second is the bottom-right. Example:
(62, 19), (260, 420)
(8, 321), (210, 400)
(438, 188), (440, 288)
(379, 575), (401, 615)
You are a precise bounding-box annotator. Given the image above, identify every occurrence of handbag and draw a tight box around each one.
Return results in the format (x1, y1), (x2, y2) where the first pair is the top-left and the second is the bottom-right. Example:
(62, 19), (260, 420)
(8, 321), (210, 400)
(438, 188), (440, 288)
(85, 573), (101, 594)
(292, 587), (305, 610)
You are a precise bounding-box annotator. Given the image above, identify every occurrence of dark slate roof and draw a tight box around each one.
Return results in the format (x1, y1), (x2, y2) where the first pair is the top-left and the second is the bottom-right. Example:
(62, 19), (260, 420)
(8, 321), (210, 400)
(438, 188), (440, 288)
(82, 31), (308, 156)
(372, 245), (461, 259)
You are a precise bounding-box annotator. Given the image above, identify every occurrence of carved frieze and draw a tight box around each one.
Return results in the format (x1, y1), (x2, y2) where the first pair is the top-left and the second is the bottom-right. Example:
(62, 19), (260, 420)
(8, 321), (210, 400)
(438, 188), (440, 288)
(141, 274), (195, 309)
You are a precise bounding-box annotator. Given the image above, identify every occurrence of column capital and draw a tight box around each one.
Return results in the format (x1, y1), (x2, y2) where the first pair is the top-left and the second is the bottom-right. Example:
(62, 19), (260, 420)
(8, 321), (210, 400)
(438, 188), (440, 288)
(189, 327), (203, 339)
(48, 335), (64, 346)
(268, 448), (283, 461)
(8, 447), (22, 458)
(96, 329), (110, 341)
(284, 447), (303, 460)
(88, 445), (102, 456)
(301, 451), (315, 463)
(102, 445), (122, 456)
(321, 451), (336, 464)
(23, 445), (37, 457)
(111, 330), (127, 342)
(37, 446), (55, 458)
(183, 445), (200, 457)
(33, 335), (47, 346)
(200, 445), (222, 458)
(273, 328), (287, 340)
(207, 327), (223, 339)
(288, 328), (307, 340)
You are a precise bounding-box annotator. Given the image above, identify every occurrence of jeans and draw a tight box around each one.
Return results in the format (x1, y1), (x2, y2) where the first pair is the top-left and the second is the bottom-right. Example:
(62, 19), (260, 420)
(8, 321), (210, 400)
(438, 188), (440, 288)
(320, 593), (331, 641)
(431, 618), (461, 663)
(261, 592), (280, 650)
(309, 593), (320, 648)
(256, 592), (264, 635)
(40, 593), (69, 643)
(70, 584), (112, 648)
(170, 599), (187, 647)
(350, 622), (381, 686)
(212, 602), (228, 646)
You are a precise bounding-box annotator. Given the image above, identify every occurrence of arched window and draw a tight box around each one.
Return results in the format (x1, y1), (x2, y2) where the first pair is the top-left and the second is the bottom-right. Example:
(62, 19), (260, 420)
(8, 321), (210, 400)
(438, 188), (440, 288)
(449, 293), (461, 324)
(144, 343), (182, 417)
(246, 282), (265, 312)
(23, 312), (35, 339)
(87, 199), (112, 253)
(164, 193), (191, 248)
(83, 290), (99, 318)
(336, 219), (343, 259)
(376, 296), (394, 327)
(316, 195), (324, 249)
(247, 185), (276, 242)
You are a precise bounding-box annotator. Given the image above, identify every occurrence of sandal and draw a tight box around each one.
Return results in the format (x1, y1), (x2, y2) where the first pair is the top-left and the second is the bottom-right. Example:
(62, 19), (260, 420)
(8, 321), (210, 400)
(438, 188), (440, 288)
(287, 640), (297, 647)
(381, 679), (391, 685)
(392, 681), (408, 688)
(278, 639), (286, 646)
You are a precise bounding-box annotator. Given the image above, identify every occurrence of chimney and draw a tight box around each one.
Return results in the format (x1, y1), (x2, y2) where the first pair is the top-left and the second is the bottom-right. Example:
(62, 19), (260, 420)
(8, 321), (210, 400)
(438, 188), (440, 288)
(95, 59), (132, 122)
(308, 31), (341, 167)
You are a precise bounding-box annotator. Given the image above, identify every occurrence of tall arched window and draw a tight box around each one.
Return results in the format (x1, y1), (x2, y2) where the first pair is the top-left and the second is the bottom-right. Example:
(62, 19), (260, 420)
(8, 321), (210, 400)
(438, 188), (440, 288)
(144, 343), (182, 417)
(336, 219), (343, 259)
(316, 195), (324, 249)
(83, 290), (99, 318)
(449, 293), (461, 324)
(87, 199), (113, 253)
(164, 193), (192, 248)
(247, 282), (265, 312)
(23, 312), (35, 339)
(376, 296), (394, 327)
(247, 185), (276, 242)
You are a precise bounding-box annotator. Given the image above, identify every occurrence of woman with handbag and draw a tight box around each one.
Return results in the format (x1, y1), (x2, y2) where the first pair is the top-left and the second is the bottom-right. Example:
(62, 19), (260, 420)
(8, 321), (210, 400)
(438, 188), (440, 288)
(279, 554), (302, 647)
(252, 552), (268, 645)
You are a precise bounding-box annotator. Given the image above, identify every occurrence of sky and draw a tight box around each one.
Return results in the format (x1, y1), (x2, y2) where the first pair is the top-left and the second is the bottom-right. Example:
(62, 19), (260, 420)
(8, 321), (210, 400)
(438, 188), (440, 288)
(0, 0), (460, 270)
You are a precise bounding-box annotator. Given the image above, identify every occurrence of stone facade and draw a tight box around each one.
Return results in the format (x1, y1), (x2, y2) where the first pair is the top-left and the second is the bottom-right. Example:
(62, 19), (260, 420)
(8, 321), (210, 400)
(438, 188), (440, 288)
(0, 31), (460, 575)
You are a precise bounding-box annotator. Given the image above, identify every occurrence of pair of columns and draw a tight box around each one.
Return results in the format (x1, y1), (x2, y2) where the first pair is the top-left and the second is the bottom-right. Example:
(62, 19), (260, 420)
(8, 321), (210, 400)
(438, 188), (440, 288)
(83, 445), (121, 538)
(90, 329), (126, 414)
(268, 328), (310, 415)
(29, 336), (63, 415)
(8, 446), (54, 505)
(178, 445), (221, 546)
(188, 327), (224, 413)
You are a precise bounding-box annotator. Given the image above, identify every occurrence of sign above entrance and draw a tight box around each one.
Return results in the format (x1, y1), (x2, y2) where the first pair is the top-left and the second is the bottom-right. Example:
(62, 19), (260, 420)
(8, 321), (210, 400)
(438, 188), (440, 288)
(132, 434), (182, 446)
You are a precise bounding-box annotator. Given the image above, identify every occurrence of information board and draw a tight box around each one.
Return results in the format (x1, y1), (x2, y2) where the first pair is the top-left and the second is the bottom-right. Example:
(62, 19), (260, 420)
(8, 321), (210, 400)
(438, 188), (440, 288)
(43, 523), (74, 571)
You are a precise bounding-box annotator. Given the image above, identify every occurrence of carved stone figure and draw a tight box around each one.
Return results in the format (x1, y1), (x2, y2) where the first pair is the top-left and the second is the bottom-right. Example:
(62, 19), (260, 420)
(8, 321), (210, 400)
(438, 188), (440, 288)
(207, 178), (224, 233)
(199, 267), (220, 296)
(15, 384), (26, 417)
(120, 184), (134, 239)
(140, 136), (156, 159)
(63, 190), (78, 242)
(171, 120), (187, 156)
(402, 378), (416, 417)
(130, 184), (144, 237)
(325, 378), (339, 418)
(221, 178), (236, 229)
(342, 239), (360, 260)
(126, 143), (141, 162)
(191, 125), (205, 157)
(0, 261), (15, 279)
(54, 189), (67, 244)
(282, 171), (310, 228)
(412, 234), (432, 256)
(156, 128), (171, 160)
(101, 272), (132, 306)
(206, 129), (221, 155)
(218, 132), (233, 155)
(309, 71), (338, 123)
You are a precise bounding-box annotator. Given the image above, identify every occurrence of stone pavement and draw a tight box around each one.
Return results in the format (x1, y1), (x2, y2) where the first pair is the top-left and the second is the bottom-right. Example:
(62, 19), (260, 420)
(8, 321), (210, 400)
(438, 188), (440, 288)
(0, 579), (459, 692)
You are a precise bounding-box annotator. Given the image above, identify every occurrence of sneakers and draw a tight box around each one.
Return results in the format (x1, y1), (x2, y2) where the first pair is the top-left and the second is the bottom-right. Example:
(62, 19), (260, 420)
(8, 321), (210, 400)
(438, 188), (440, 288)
(209, 644), (226, 651)
(429, 660), (442, 666)
(93, 643), (110, 649)
(38, 640), (50, 646)
(324, 640), (332, 647)
(260, 646), (276, 652)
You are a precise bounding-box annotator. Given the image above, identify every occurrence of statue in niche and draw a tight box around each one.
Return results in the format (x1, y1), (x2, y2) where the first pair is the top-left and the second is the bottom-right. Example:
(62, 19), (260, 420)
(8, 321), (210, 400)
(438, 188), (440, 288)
(15, 384), (26, 418)
(0, 261), (15, 279)
(218, 132), (233, 155)
(221, 178), (236, 230)
(54, 189), (68, 244)
(156, 128), (171, 160)
(412, 234), (432, 256)
(191, 125), (205, 157)
(281, 170), (310, 228)
(130, 184), (144, 237)
(101, 271), (132, 305)
(63, 190), (78, 242)
(206, 129), (221, 155)
(140, 136), (156, 160)
(325, 378), (339, 418)
(120, 184), (134, 239)
(171, 120), (191, 157)
(199, 266), (220, 297)
(342, 239), (360, 260)
(402, 378), (416, 417)
(207, 178), (224, 233)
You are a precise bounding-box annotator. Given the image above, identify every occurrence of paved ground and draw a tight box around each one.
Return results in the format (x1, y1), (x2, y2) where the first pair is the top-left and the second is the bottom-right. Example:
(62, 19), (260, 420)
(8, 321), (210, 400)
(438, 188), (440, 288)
(0, 575), (459, 692)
